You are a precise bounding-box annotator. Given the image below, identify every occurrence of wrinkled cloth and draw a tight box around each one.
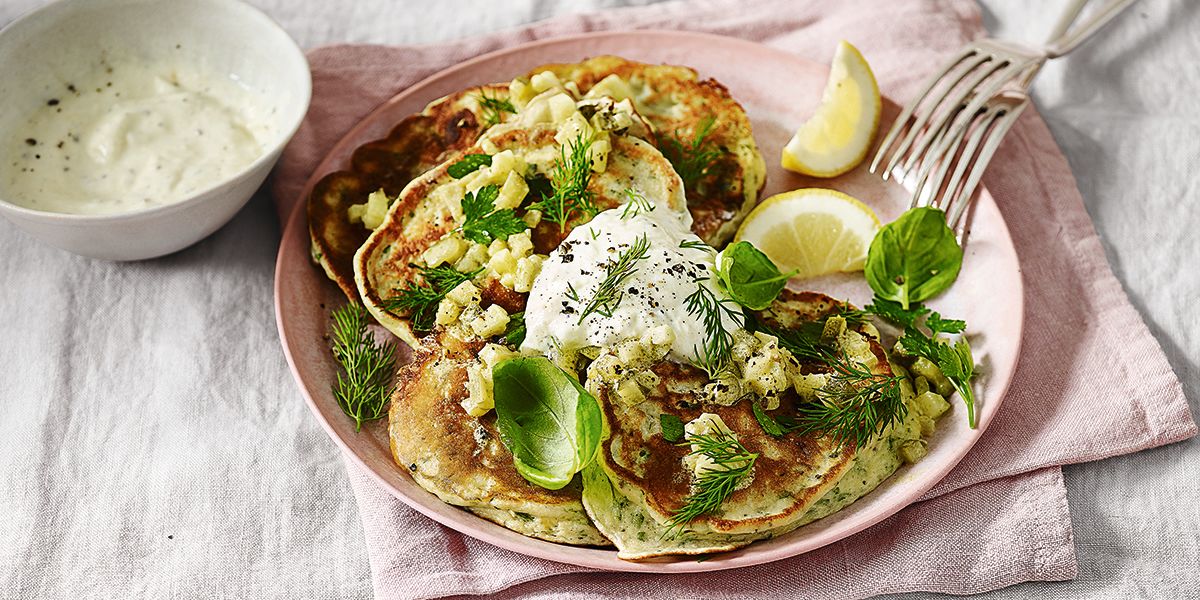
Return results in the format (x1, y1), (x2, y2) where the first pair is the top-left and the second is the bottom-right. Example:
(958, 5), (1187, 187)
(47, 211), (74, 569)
(268, 1), (1194, 598)
(3, 0), (1197, 599)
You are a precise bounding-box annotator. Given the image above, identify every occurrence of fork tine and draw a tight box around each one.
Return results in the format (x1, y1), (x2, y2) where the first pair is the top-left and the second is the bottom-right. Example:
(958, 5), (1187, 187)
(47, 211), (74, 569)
(880, 51), (993, 180)
(897, 57), (1015, 176)
(909, 102), (971, 207)
(942, 102), (1007, 216)
(870, 46), (978, 175)
(909, 58), (1034, 179)
(948, 100), (1028, 229)
(921, 107), (979, 212)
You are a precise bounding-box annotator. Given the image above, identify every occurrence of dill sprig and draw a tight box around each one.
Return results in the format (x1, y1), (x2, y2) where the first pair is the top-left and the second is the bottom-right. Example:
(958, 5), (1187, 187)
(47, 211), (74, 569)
(382, 265), (481, 333)
(329, 303), (398, 431)
(666, 430), (758, 531)
(795, 355), (907, 450)
(565, 234), (650, 324)
(534, 133), (598, 232)
(619, 188), (655, 219)
(459, 184), (527, 244)
(745, 312), (907, 449)
(661, 116), (722, 189)
(684, 278), (743, 379)
(477, 89), (516, 126)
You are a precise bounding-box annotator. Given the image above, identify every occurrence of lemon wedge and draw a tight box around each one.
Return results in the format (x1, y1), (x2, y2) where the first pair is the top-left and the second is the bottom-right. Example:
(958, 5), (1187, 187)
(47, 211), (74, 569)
(781, 41), (881, 177)
(734, 188), (880, 279)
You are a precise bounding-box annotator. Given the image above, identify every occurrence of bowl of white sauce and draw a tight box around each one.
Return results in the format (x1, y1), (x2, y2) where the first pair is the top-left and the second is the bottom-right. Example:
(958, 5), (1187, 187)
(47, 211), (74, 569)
(0, 0), (310, 260)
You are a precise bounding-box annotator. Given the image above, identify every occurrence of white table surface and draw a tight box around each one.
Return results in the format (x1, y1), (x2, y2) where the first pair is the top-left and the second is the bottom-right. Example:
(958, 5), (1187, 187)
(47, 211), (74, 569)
(1, 1), (1196, 598)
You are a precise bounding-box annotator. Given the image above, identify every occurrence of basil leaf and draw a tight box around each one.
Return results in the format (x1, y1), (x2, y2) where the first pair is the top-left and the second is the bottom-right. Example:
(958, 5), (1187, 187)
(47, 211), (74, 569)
(448, 153), (492, 179)
(717, 241), (796, 310)
(864, 207), (963, 309)
(660, 414), (685, 442)
(492, 357), (602, 490)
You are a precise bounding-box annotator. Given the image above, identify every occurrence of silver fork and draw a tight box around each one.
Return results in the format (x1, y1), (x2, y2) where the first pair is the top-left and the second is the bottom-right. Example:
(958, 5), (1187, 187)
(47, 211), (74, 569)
(870, 0), (1138, 229)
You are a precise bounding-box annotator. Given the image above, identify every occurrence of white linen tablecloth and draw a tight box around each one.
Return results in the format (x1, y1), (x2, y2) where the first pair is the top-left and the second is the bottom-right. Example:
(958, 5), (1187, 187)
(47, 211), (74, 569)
(1, 1), (1195, 598)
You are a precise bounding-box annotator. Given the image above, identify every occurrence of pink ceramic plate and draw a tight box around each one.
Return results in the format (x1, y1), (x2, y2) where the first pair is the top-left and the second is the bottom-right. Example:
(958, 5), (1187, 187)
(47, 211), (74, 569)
(274, 31), (1024, 573)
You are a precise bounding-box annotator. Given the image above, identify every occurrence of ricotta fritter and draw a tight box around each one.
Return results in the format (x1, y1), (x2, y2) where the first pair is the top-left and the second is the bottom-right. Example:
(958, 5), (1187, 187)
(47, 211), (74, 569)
(389, 332), (609, 546)
(354, 122), (687, 347)
(527, 56), (766, 245)
(309, 85), (509, 300)
(581, 291), (925, 559)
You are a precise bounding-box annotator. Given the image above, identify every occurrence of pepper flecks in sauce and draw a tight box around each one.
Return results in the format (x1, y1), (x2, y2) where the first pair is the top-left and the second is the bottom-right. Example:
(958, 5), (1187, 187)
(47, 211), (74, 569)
(2, 61), (276, 215)
(521, 200), (740, 364)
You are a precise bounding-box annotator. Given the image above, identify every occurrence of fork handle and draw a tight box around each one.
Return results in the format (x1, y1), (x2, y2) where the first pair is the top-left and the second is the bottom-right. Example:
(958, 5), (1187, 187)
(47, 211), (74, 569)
(1044, 0), (1139, 58)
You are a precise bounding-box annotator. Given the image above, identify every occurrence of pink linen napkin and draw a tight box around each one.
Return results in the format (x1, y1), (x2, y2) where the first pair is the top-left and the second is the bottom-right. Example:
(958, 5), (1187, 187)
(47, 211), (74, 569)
(271, 0), (1196, 597)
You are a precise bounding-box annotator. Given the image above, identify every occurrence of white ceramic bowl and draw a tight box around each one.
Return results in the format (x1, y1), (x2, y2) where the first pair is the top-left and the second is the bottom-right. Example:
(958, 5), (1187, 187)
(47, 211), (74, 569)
(0, 0), (310, 260)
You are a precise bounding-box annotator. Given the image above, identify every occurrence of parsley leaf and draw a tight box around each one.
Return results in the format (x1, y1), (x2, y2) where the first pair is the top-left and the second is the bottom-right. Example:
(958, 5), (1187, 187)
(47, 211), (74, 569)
(460, 184), (527, 245)
(869, 296), (978, 428)
(504, 311), (527, 347)
(926, 312), (966, 335)
(660, 414), (685, 442)
(448, 153), (492, 179)
(751, 403), (784, 437)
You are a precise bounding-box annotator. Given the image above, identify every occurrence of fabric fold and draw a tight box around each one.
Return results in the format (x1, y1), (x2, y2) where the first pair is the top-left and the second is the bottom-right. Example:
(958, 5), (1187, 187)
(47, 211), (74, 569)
(272, 0), (1194, 597)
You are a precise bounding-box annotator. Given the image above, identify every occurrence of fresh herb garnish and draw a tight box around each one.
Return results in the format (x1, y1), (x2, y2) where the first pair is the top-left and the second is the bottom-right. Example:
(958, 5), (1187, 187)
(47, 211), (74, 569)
(478, 89), (516, 126)
(503, 311), (527, 347)
(751, 402), (786, 437)
(667, 429), (758, 531)
(716, 241), (798, 310)
(679, 239), (712, 252)
(932, 337), (976, 426)
(660, 414), (685, 442)
(864, 296), (963, 334)
(329, 303), (398, 431)
(492, 357), (603, 490)
(746, 315), (828, 362)
(533, 132), (598, 232)
(661, 116), (722, 189)
(448, 153), (492, 179)
(382, 265), (481, 333)
(619, 188), (655, 219)
(864, 296), (977, 427)
(565, 234), (651, 324)
(865, 206), (963, 309)
(794, 355), (907, 450)
(684, 278), (744, 379)
(459, 184), (527, 245)
(745, 311), (905, 447)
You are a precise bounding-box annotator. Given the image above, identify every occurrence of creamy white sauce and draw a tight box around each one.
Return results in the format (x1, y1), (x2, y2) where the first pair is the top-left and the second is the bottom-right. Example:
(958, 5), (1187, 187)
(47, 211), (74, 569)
(521, 200), (742, 364)
(2, 61), (275, 215)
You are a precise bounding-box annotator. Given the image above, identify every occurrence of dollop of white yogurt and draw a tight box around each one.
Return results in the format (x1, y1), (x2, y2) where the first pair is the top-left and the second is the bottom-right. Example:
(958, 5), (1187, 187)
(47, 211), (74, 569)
(521, 200), (742, 364)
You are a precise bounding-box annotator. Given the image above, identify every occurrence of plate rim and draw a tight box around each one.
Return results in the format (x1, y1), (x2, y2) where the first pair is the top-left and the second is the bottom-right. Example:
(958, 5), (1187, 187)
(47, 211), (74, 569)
(274, 29), (1026, 573)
